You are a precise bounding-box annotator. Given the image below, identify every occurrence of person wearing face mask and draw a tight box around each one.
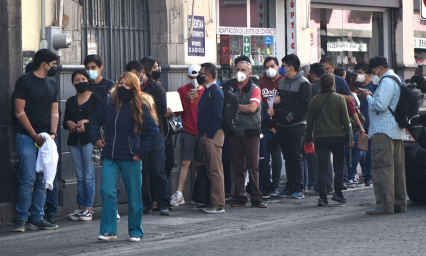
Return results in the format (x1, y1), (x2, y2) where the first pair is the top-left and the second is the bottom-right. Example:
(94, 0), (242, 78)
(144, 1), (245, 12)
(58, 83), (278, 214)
(90, 72), (159, 241)
(259, 56), (283, 198)
(12, 49), (60, 232)
(169, 65), (205, 206)
(84, 54), (115, 99)
(138, 57), (170, 215)
(354, 61), (376, 187)
(63, 70), (102, 221)
(358, 56), (406, 215)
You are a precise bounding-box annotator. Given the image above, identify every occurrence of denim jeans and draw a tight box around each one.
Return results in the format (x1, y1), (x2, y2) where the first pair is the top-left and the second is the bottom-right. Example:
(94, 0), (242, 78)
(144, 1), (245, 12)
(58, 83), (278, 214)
(308, 151), (334, 192)
(359, 130), (372, 182)
(315, 136), (345, 199)
(141, 134), (170, 208)
(100, 157), (143, 238)
(345, 131), (364, 181)
(259, 129), (269, 189)
(16, 133), (46, 222)
(277, 124), (306, 193)
(69, 140), (96, 209)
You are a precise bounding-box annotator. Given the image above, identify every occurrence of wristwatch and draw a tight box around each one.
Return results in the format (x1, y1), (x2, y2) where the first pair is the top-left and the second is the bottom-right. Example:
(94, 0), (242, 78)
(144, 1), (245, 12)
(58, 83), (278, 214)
(50, 132), (58, 137)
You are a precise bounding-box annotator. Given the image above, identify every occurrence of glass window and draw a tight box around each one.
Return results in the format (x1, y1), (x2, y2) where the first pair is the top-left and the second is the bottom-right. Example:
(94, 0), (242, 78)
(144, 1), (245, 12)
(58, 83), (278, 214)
(250, 0), (269, 28)
(219, 0), (247, 27)
(310, 8), (384, 71)
(414, 13), (426, 68)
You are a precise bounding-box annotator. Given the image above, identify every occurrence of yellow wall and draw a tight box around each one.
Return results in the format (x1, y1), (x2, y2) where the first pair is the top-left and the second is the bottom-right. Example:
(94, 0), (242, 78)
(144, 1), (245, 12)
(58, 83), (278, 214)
(22, 0), (56, 51)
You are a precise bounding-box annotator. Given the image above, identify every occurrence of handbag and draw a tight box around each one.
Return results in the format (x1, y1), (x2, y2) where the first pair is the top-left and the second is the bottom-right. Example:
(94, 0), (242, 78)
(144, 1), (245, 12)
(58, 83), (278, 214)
(167, 114), (183, 135)
(350, 109), (365, 132)
(191, 165), (210, 204)
(356, 131), (369, 152)
(91, 97), (110, 166)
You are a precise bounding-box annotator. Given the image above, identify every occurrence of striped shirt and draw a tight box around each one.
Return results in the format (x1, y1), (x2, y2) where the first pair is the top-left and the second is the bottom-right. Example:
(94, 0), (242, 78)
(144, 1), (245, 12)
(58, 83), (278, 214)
(366, 69), (405, 140)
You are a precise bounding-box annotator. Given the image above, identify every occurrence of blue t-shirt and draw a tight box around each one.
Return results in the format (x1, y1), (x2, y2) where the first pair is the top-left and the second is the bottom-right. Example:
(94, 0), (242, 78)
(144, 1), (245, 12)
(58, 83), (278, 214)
(358, 81), (376, 130)
(334, 75), (351, 95)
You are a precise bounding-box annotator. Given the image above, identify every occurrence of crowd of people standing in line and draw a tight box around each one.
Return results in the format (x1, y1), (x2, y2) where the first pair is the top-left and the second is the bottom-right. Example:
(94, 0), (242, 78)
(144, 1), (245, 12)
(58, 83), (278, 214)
(11, 48), (408, 242)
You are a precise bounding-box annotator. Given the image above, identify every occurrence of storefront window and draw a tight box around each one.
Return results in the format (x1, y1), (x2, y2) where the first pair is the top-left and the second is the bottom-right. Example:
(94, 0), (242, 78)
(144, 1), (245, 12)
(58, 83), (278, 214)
(413, 13), (426, 72)
(310, 8), (384, 71)
(219, 0), (247, 27)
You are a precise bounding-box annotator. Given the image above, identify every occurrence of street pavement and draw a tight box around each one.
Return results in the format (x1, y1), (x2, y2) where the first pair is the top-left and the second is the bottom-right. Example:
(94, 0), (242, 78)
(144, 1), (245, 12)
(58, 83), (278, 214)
(1, 186), (426, 256)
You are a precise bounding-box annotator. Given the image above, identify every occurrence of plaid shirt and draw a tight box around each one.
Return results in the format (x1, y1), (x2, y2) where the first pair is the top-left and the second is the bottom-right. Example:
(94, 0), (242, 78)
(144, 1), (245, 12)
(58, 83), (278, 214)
(366, 69), (405, 140)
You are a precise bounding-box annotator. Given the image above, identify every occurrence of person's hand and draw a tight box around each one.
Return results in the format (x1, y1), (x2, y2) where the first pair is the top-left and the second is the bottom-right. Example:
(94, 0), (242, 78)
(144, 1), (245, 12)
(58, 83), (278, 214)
(269, 128), (276, 134)
(95, 139), (106, 148)
(273, 96), (281, 104)
(186, 91), (198, 101)
(78, 119), (89, 125)
(77, 122), (85, 133)
(359, 127), (365, 138)
(68, 128), (76, 133)
(164, 108), (173, 118)
(267, 108), (274, 117)
(50, 134), (56, 140)
(348, 141), (354, 148)
(209, 138), (213, 142)
(67, 120), (78, 130)
(357, 88), (371, 100)
(287, 116), (291, 122)
(33, 134), (46, 147)
(133, 154), (142, 161)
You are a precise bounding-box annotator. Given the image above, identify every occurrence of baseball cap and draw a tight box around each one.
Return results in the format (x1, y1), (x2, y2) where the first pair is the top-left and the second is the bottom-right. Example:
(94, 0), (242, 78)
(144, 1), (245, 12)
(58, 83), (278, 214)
(365, 56), (388, 74)
(188, 64), (201, 77)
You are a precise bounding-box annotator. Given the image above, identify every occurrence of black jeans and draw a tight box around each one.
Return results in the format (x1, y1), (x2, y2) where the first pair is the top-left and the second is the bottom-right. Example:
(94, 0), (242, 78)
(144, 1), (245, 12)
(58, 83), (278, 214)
(277, 124), (305, 193)
(315, 137), (345, 199)
(222, 133), (232, 194)
(307, 151), (334, 192)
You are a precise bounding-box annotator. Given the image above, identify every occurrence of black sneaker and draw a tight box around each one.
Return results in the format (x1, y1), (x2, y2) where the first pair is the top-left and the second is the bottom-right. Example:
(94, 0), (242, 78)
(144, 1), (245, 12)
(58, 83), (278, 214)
(230, 199), (247, 207)
(46, 215), (57, 223)
(225, 193), (232, 201)
(365, 180), (372, 186)
(331, 193), (347, 203)
(318, 198), (329, 206)
(79, 209), (93, 221)
(143, 207), (152, 214)
(13, 220), (26, 232)
(261, 189), (271, 199)
(30, 220), (58, 230)
(251, 200), (267, 208)
(160, 207), (171, 216)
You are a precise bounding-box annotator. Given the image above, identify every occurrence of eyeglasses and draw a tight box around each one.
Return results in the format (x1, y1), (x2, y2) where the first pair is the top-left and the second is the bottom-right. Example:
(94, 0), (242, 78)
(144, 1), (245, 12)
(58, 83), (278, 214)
(198, 72), (208, 76)
(282, 65), (289, 68)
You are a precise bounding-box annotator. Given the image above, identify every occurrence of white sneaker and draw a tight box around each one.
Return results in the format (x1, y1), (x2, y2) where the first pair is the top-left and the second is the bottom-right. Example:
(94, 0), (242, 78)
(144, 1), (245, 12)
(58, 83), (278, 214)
(117, 211), (120, 219)
(68, 209), (83, 221)
(97, 233), (117, 241)
(79, 209), (93, 221)
(170, 192), (185, 206)
(129, 236), (141, 242)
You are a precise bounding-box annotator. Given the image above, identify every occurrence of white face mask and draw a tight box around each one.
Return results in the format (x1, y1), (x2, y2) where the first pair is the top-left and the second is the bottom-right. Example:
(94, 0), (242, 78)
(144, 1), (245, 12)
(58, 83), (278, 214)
(190, 79), (199, 88)
(237, 71), (247, 82)
(266, 68), (277, 79)
(358, 74), (365, 84)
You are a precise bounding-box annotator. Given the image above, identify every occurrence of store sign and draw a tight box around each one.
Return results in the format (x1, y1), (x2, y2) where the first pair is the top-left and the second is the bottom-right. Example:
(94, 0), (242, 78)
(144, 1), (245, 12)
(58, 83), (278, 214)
(188, 15), (205, 56)
(414, 37), (426, 49)
(258, 0), (265, 28)
(220, 35), (230, 65)
(286, 0), (296, 55)
(421, 0), (426, 20)
(217, 27), (277, 36)
(243, 36), (251, 57)
(327, 41), (367, 52)
(264, 36), (273, 45)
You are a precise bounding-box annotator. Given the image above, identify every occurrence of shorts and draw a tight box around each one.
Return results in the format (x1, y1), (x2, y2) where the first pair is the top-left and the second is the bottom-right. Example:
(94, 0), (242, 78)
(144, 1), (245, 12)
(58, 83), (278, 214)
(180, 132), (203, 162)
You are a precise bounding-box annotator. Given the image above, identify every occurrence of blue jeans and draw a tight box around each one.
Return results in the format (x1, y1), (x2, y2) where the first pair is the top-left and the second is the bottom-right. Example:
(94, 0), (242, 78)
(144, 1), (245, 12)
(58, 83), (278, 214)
(259, 130), (269, 189)
(100, 157), (143, 238)
(345, 131), (364, 181)
(69, 140), (96, 209)
(16, 133), (47, 222)
(359, 135), (372, 182)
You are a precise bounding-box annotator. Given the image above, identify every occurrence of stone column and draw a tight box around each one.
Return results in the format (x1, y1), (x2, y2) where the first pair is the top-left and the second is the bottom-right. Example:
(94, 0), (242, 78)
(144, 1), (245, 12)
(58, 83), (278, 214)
(0, 0), (22, 224)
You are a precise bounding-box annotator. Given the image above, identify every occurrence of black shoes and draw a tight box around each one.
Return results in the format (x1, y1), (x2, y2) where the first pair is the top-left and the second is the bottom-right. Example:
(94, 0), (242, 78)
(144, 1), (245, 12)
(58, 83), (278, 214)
(46, 215), (57, 224)
(251, 200), (267, 208)
(318, 198), (329, 206)
(160, 207), (171, 216)
(261, 189), (271, 199)
(143, 207), (152, 214)
(230, 199), (247, 207)
(13, 220), (26, 232)
(331, 193), (347, 203)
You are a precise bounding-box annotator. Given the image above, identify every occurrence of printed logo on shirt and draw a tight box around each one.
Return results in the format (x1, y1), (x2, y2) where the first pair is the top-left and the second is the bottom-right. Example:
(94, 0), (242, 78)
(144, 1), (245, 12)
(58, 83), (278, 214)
(262, 88), (277, 98)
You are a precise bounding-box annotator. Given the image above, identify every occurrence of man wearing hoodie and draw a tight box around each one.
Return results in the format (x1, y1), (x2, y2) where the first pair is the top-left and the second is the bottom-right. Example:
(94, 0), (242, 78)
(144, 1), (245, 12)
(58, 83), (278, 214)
(274, 55), (311, 199)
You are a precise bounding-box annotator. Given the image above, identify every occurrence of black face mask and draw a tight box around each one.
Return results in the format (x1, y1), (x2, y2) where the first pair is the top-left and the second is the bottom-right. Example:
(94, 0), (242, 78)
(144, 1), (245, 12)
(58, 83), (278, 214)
(151, 70), (161, 80)
(196, 75), (206, 86)
(117, 86), (133, 99)
(46, 65), (58, 77)
(75, 82), (89, 93)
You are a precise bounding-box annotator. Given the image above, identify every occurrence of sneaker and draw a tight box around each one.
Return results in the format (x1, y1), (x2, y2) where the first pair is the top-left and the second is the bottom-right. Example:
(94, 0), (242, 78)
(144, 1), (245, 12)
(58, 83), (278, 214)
(129, 236), (141, 242)
(98, 233), (117, 240)
(318, 198), (329, 206)
(365, 209), (392, 215)
(270, 188), (279, 197)
(305, 189), (319, 195)
(327, 191), (334, 195)
(365, 180), (372, 186)
(341, 184), (347, 190)
(278, 190), (291, 198)
(30, 220), (58, 230)
(160, 207), (171, 216)
(203, 205), (225, 213)
(261, 189), (271, 199)
(143, 207), (152, 214)
(46, 215), (56, 224)
(79, 209), (93, 221)
(355, 179), (364, 188)
(117, 211), (120, 219)
(291, 192), (305, 199)
(251, 200), (267, 208)
(331, 193), (347, 203)
(68, 209), (83, 220)
(225, 193), (232, 200)
(190, 200), (204, 206)
(346, 180), (356, 188)
(170, 192), (185, 206)
(230, 199), (247, 207)
(195, 204), (208, 211)
(13, 220), (26, 232)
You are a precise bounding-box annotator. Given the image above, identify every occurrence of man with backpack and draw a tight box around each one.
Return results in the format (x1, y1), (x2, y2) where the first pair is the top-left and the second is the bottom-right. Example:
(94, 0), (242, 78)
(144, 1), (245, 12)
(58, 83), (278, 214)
(358, 56), (407, 215)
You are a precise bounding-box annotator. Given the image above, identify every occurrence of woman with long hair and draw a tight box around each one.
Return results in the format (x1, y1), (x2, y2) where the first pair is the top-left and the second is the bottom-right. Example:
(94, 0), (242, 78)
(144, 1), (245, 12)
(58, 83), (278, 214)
(90, 72), (159, 242)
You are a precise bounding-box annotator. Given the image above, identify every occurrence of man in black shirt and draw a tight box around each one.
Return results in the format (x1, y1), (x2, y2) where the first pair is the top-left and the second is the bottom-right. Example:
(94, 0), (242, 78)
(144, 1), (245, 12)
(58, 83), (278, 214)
(12, 49), (60, 232)
(84, 54), (115, 99)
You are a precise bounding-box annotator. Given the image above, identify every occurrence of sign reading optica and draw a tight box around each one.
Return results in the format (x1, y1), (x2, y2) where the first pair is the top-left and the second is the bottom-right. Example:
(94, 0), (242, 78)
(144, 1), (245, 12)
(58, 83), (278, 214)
(286, 0), (296, 55)
(188, 15), (205, 56)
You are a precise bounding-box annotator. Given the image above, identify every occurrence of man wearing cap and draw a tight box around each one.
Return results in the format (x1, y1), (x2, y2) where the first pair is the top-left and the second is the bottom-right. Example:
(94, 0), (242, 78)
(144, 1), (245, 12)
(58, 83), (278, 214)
(170, 65), (205, 206)
(358, 56), (406, 215)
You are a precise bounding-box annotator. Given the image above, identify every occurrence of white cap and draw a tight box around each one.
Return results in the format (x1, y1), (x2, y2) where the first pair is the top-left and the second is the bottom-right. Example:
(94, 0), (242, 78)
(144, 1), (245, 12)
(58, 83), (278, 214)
(188, 64), (201, 77)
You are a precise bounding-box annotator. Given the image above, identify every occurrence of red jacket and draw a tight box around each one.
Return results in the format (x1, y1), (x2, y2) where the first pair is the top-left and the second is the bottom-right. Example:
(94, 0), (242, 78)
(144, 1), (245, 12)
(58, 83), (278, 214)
(259, 73), (284, 128)
(176, 84), (205, 135)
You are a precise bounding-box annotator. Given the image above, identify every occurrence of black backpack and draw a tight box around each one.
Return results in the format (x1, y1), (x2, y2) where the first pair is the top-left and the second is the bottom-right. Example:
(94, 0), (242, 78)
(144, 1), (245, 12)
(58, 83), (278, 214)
(382, 75), (424, 128)
(209, 86), (239, 131)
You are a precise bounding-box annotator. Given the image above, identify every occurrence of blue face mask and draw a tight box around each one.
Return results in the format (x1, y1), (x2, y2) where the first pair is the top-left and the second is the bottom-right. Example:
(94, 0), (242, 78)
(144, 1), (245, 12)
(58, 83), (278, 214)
(87, 70), (99, 80)
(279, 67), (285, 76)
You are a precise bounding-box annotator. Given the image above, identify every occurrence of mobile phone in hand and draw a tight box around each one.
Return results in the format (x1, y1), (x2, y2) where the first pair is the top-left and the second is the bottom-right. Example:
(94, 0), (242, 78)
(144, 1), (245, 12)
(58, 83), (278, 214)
(191, 89), (197, 93)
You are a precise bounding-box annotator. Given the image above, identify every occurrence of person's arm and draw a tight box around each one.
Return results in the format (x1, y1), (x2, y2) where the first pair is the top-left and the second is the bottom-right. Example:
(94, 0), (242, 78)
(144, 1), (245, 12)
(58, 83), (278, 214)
(339, 94), (352, 103)
(287, 82), (311, 121)
(366, 78), (395, 112)
(89, 97), (108, 146)
(134, 106), (159, 159)
(154, 84), (168, 116)
(62, 100), (77, 133)
(305, 101), (315, 143)
(175, 87), (189, 117)
(239, 102), (258, 113)
(50, 103), (59, 139)
(340, 97), (351, 142)
(206, 89), (224, 139)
